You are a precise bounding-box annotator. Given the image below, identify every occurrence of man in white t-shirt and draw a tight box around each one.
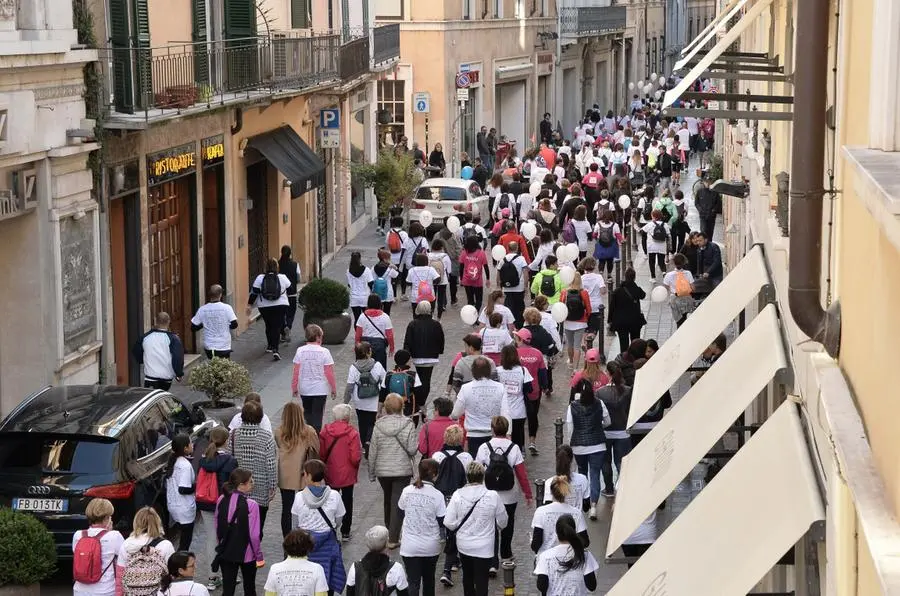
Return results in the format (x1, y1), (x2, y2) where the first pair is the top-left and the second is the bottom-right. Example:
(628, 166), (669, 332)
(497, 242), (529, 328)
(191, 284), (238, 359)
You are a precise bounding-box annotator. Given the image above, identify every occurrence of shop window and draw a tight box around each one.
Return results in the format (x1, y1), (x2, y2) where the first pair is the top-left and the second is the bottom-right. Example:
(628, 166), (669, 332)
(350, 108), (367, 222)
(377, 80), (405, 149)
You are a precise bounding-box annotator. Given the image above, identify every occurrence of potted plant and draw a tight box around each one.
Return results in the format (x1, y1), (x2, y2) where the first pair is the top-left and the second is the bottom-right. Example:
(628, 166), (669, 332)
(352, 149), (422, 223)
(0, 508), (56, 595)
(298, 277), (352, 344)
(187, 358), (253, 424)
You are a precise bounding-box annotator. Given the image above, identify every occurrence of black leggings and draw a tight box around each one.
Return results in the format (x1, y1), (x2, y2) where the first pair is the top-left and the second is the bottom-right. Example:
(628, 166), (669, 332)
(280, 489), (295, 537)
(525, 396), (541, 438)
(403, 554), (439, 596)
(221, 560), (257, 596)
(597, 258), (614, 274)
(449, 274), (459, 303)
(647, 253), (665, 277)
(510, 419), (526, 450)
(351, 306), (365, 324)
(169, 521), (194, 551)
(617, 325), (643, 354)
(357, 410), (377, 455)
(340, 485), (354, 536)
(258, 305), (287, 352)
(459, 553), (492, 596)
(492, 502), (517, 567)
(640, 230), (648, 254)
(464, 285), (484, 312)
(382, 301), (393, 315)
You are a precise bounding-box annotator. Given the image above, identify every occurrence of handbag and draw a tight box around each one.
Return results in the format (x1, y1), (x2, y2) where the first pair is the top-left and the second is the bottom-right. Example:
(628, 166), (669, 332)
(621, 286), (647, 327)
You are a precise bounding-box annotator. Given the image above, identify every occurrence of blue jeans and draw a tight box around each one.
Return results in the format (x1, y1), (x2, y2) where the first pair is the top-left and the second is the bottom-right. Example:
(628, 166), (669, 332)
(574, 450), (610, 503)
(603, 437), (633, 490)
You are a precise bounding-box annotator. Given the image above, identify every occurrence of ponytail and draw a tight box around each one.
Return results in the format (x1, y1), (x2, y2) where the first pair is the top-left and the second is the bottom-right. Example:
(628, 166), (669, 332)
(165, 434), (191, 479)
(161, 551), (194, 592)
(414, 458), (438, 489)
(606, 361), (625, 394)
(549, 475), (571, 503)
(555, 514), (586, 570)
(204, 426), (230, 461)
(222, 468), (252, 495)
(555, 445), (574, 480)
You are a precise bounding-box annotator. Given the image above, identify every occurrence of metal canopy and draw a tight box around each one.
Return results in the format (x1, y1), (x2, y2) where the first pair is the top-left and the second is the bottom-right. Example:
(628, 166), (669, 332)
(664, 108), (794, 121)
(676, 0), (748, 67)
(680, 92), (794, 104)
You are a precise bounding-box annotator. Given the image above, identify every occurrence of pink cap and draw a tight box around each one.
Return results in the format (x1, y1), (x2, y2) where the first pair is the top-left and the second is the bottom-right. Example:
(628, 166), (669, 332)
(501, 208), (511, 217)
(585, 348), (601, 363)
(515, 328), (532, 343)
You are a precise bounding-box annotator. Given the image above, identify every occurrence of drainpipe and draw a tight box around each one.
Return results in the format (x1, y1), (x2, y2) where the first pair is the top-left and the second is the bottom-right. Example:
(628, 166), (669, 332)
(787, 0), (841, 357)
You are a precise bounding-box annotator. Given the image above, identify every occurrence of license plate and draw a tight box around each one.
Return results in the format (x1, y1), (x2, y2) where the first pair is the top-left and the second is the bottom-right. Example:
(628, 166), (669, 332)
(13, 498), (68, 512)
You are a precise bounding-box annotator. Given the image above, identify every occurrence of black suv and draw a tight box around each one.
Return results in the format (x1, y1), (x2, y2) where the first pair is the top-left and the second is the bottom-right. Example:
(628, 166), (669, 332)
(0, 385), (216, 559)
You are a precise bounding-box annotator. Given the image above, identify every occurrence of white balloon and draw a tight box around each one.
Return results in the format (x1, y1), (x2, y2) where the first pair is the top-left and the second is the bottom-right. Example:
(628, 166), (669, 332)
(659, 76), (666, 86)
(650, 72), (658, 81)
(551, 301), (569, 323)
(654, 90), (663, 100)
(530, 181), (543, 197)
(419, 210), (434, 227)
(651, 285), (670, 303)
(566, 243), (580, 262)
(555, 245), (568, 261)
(637, 80), (644, 89)
(628, 81), (635, 90)
(559, 265), (576, 286)
(521, 221), (537, 240)
(618, 194), (631, 209)
(491, 244), (507, 261)
(446, 215), (460, 233)
(460, 304), (479, 325)
(644, 84), (653, 95)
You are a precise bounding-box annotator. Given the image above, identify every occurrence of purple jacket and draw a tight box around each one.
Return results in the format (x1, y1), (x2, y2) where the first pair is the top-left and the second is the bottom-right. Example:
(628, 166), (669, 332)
(214, 492), (263, 563)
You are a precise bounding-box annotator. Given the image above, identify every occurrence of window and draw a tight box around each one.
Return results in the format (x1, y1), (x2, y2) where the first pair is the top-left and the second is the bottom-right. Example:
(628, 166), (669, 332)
(377, 80), (406, 148)
(514, 0), (523, 18)
(495, 0), (502, 18)
(134, 404), (172, 459)
(376, 0), (403, 20)
(291, 0), (310, 28)
(157, 396), (195, 438)
(463, 0), (472, 19)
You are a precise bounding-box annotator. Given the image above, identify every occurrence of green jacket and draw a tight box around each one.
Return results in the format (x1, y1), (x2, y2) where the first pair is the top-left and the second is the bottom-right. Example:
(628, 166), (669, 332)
(654, 196), (678, 226)
(531, 269), (563, 304)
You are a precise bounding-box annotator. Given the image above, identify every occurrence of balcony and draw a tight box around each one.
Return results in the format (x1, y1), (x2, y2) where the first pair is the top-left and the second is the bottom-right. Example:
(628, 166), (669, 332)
(559, 5), (627, 39)
(372, 24), (400, 66)
(0, 191), (36, 222)
(340, 36), (370, 81)
(100, 33), (340, 127)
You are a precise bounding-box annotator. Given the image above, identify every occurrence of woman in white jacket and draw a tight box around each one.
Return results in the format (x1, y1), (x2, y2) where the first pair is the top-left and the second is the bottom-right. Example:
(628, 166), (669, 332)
(444, 462), (508, 596)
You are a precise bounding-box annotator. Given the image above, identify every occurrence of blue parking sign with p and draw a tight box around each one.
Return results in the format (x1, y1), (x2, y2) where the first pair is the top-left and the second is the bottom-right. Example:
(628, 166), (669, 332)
(320, 109), (340, 129)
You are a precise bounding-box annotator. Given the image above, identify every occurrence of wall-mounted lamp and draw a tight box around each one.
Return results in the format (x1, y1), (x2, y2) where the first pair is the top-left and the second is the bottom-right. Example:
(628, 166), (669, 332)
(238, 234), (244, 249)
(238, 138), (249, 158)
(283, 213), (289, 224)
(283, 179), (292, 189)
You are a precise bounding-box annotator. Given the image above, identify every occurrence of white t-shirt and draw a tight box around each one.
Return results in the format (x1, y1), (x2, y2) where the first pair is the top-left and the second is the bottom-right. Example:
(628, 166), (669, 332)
(293, 344), (335, 396)
(677, 128), (691, 149)
(159, 580), (212, 596)
(534, 544), (600, 596)
(373, 265), (400, 302)
(479, 327), (513, 356)
(166, 456), (196, 524)
(347, 361), (387, 412)
(517, 193), (534, 220)
(263, 557), (329, 596)
(72, 528), (124, 595)
(356, 311), (392, 341)
(641, 221), (670, 255)
(580, 273), (607, 314)
(496, 365), (533, 420)
(406, 265), (440, 303)
(427, 252), (453, 285)
(402, 236), (429, 268)
(387, 229), (409, 266)
(398, 482), (447, 557)
(542, 472), (590, 509)
(531, 502), (588, 554)
(475, 437), (526, 505)
(444, 484), (508, 558)
(347, 268), (375, 308)
(570, 220), (592, 252)
(497, 254), (528, 293)
(663, 269), (695, 294)
(624, 510), (659, 544)
(118, 535), (176, 568)
(251, 273), (291, 308)
(451, 379), (512, 437)
(477, 304), (515, 328)
(290, 488), (346, 533)
(228, 412), (273, 434)
(191, 302), (237, 351)
(346, 561), (408, 592)
(686, 116), (700, 135)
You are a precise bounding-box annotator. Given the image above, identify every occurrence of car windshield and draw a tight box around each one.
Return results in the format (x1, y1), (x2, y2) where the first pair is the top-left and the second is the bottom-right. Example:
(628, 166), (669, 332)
(0, 435), (117, 474)
(416, 186), (468, 201)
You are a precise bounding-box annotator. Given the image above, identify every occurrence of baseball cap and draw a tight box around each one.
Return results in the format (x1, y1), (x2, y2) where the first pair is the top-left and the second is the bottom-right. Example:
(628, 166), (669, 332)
(515, 328), (532, 343)
(501, 208), (510, 217)
(585, 348), (601, 363)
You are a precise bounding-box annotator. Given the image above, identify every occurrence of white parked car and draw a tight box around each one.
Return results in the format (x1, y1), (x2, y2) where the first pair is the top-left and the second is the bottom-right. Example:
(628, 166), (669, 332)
(409, 178), (490, 232)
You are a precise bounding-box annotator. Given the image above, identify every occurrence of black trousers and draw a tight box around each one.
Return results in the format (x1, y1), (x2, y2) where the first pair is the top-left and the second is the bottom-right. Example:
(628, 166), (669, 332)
(525, 396), (541, 438)
(510, 419), (526, 450)
(621, 543), (651, 568)
(436, 285), (448, 318)
(221, 561), (257, 596)
(459, 553), (492, 596)
(381, 301), (393, 315)
(280, 488), (296, 537)
(301, 395), (326, 432)
(351, 306), (365, 324)
(448, 274), (459, 304)
(464, 285), (484, 312)
(617, 325), (643, 354)
(143, 378), (172, 391)
(414, 365), (434, 417)
(357, 410), (376, 456)
(168, 521), (194, 551)
(640, 230), (648, 254)
(504, 291), (525, 328)
(467, 435), (491, 458)
(258, 305), (287, 352)
(598, 258), (614, 274)
(204, 349), (232, 359)
(258, 505), (268, 539)
(285, 296), (298, 330)
(701, 214), (717, 241)
(648, 253), (665, 278)
(403, 554), (439, 596)
(492, 502), (517, 566)
(673, 227), (688, 254)
(340, 485), (354, 536)
(379, 476), (410, 543)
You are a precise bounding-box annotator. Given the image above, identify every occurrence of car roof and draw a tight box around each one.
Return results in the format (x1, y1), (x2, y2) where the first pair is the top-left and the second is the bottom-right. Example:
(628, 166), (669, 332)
(0, 385), (168, 437)
(418, 178), (475, 190)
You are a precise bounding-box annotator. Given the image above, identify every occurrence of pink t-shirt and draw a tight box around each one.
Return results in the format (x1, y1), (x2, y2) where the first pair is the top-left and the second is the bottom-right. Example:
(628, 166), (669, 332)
(459, 249), (488, 287)
(517, 346), (546, 400)
(569, 370), (611, 392)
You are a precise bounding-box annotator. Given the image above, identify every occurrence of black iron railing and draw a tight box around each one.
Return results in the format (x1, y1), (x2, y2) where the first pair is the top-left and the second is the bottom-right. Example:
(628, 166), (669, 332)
(340, 36), (370, 81)
(101, 34), (340, 117)
(373, 24), (400, 64)
(559, 5), (627, 37)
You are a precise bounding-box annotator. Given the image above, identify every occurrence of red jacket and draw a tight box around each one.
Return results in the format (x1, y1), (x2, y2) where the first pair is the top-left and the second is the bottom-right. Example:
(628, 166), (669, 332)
(319, 420), (361, 489)
(498, 232), (532, 263)
(418, 415), (456, 458)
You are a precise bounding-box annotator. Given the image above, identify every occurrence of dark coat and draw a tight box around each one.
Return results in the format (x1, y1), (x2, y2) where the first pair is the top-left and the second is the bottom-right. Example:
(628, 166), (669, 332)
(404, 316), (446, 360)
(608, 281), (646, 332)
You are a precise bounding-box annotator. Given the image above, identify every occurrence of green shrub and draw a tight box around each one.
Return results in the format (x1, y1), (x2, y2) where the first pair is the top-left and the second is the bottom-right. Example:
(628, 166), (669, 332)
(187, 358), (252, 406)
(298, 278), (350, 319)
(0, 508), (56, 586)
(707, 153), (724, 183)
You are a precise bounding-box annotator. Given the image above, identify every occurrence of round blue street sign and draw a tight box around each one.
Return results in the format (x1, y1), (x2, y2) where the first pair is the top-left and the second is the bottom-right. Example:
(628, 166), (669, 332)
(417, 100), (426, 111)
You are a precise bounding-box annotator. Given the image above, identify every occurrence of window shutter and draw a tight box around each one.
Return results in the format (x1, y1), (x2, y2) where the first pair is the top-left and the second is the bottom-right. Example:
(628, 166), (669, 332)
(224, 0), (255, 40)
(132, 0), (152, 110)
(108, 0), (134, 113)
(291, 0), (309, 29)
(192, 0), (210, 85)
(223, 0), (257, 90)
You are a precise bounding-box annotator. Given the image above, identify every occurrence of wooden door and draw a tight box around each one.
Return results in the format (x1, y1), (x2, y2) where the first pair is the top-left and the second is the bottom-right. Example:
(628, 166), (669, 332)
(246, 161), (269, 285)
(202, 167), (225, 290)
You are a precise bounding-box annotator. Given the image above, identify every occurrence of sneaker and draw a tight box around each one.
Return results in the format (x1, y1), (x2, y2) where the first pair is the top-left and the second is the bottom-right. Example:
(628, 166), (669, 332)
(206, 576), (222, 590)
(265, 348), (274, 353)
(387, 541), (400, 550)
(440, 573), (454, 587)
(451, 564), (459, 572)
(273, 352), (281, 361)
(528, 442), (539, 456)
(601, 488), (616, 498)
(488, 567), (498, 577)
(341, 533), (351, 542)
(589, 504), (597, 520)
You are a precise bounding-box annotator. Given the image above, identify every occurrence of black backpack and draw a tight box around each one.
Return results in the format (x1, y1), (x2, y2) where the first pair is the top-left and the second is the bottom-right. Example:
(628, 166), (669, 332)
(434, 450), (468, 498)
(260, 272), (282, 301)
(353, 557), (391, 596)
(484, 442), (516, 491)
(659, 203), (672, 222)
(642, 201), (653, 221)
(596, 224), (614, 247)
(651, 221), (668, 241)
(565, 290), (585, 321)
(539, 272), (557, 297)
(499, 256), (520, 288)
(462, 224), (480, 242)
(498, 193), (511, 210)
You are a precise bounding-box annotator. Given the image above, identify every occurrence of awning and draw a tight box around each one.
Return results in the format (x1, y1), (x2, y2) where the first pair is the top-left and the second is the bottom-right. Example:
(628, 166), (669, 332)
(606, 401), (825, 596)
(607, 304), (788, 554)
(674, 0), (749, 70)
(246, 125), (325, 198)
(628, 244), (771, 428)
(663, 0), (775, 109)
